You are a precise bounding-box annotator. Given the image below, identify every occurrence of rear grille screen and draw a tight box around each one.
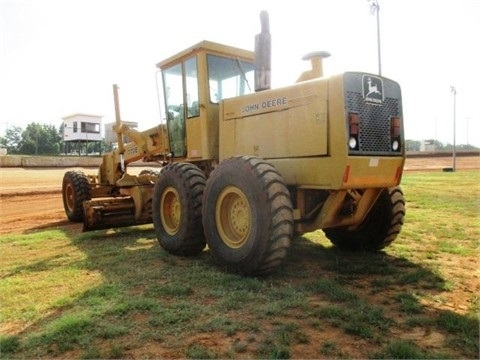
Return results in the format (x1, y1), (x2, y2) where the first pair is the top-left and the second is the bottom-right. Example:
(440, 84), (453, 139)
(346, 91), (400, 154)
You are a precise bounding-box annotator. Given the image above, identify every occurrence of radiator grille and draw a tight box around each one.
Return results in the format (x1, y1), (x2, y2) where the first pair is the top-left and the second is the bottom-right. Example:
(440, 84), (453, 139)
(346, 91), (400, 155)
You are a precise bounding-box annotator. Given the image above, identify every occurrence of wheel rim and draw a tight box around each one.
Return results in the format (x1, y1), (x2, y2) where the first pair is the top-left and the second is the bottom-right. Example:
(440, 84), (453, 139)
(65, 183), (75, 212)
(160, 186), (181, 235)
(215, 186), (251, 249)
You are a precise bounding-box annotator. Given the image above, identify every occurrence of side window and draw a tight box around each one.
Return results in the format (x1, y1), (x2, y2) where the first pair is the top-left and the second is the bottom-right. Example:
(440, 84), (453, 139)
(207, 54), (254, 103)
(163, 63), (183, 122)
(163, 63), (186, 157)
(185, 57), (199, 118)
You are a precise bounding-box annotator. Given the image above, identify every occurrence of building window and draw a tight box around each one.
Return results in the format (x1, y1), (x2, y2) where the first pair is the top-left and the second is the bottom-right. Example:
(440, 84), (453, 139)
(81, 122), (100, 133)
(73, 122), (78, 133)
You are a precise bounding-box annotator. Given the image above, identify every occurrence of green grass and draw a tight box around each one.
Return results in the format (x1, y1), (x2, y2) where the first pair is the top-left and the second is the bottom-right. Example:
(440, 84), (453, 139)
(394, 292), (423, 314)
(0, 170), (479, 359)
(370, 339), (448, 359)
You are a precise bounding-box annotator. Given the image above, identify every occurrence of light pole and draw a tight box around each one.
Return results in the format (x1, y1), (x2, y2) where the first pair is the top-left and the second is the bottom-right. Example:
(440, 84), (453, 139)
(368, 0), (382, 76)
(466, 117), (470, 147)
(450, 86), (457, 171)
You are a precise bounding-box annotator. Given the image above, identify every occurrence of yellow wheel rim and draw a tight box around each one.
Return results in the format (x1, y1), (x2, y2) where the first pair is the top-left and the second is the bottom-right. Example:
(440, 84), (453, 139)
(215, 186), (251, 248)
(160, 186), (181, 235)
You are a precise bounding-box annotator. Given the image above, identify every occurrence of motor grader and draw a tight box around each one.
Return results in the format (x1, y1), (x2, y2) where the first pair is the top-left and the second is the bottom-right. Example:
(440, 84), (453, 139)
(62, 11), (406, 275)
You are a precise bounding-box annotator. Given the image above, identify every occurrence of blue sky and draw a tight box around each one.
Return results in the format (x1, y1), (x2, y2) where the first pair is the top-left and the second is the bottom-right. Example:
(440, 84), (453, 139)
(1, 0), (479, 146)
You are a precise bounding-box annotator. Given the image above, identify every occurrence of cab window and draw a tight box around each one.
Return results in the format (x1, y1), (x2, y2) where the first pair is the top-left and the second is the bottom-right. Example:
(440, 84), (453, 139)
(185, 56), (199, 118)
(207, 54), (254, 103)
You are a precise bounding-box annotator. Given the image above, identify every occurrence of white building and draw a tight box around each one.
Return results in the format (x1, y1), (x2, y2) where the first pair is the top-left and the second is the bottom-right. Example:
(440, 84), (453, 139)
(62, 113), (103, 141)
(62, 113), (103, 154)
(104, 121), (138, 144)
(420, 139), (436, 152)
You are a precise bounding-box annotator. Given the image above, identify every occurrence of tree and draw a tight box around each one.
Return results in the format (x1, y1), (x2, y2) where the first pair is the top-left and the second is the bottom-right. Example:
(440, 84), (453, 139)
(405, 140), (421, 151)
(0, 126), (23, 154)
(433, 140), (445, 150)
(42, 124), (62, 154)
(19, 123), (42, 154)
(1, 123), (63, 155)
(23, 123), (62, 155)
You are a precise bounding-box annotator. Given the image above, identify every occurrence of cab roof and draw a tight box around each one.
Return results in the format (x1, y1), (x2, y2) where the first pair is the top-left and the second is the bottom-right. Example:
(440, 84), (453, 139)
(156, 40), (254, 70)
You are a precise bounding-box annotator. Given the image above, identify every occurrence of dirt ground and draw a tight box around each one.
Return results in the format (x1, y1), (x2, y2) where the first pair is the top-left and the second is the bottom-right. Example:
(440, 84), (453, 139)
(0, 156), (478, 236)
(0, 167), (147, 235)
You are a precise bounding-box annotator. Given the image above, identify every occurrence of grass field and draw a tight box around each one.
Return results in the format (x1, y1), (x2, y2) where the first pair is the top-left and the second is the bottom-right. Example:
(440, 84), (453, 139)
(1, 170), (479, 359)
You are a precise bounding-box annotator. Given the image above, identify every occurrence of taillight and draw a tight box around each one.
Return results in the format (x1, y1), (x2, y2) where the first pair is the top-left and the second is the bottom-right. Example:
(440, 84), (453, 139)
(348, 112), (359, 150)
(390, 116), (401, 151)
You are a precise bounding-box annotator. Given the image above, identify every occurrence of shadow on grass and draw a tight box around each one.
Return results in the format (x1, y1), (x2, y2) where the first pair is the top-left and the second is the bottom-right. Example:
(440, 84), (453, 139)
(24, 219), (79, 234)
(2, 226), (478, 359)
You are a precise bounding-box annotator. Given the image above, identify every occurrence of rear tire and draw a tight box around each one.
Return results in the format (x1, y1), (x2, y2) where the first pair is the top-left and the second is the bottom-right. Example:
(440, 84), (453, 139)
(62, 170), (91, 222)
(202, 156), (293, 275)
(324, 186), (405, 251)
(152, 163), (206, 256)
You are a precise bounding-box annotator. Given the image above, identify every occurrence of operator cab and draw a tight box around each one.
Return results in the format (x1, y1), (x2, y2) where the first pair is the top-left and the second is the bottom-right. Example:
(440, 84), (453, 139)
(156, 41), (254, 160)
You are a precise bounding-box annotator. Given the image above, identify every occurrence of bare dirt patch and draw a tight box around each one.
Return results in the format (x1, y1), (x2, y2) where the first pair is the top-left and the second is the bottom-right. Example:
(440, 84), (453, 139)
(0, 168), (87, 235)
(0, 167), (147, 235)
(404, 154), (479, 171)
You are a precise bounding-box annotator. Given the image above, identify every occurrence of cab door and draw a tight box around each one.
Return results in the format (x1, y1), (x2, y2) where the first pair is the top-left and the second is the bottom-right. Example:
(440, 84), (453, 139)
(162, 57), (199, 158)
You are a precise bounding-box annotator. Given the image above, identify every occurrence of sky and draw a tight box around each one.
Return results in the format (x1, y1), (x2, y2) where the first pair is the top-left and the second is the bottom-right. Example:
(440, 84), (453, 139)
(1, 0), (479, 146)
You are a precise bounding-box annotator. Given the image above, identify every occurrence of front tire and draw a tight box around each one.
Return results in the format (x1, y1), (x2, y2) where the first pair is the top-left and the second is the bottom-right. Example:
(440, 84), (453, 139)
(152, 163), (206, 256)
(62, 170), (91, 222)
(324, 186), (405, 251)
(202, 156), (294, 275)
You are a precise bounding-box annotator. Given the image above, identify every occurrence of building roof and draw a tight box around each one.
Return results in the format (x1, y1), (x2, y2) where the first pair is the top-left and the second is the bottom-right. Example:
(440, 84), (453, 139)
(62, 113), (103, 120)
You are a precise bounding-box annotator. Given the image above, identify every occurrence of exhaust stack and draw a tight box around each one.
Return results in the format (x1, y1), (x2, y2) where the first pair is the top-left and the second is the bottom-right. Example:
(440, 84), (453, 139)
(254, 10), (271, 92)
(296, 51), (331, 82)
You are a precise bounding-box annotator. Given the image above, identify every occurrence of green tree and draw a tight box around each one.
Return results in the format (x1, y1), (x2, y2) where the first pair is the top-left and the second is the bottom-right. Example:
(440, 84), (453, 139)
(459, 143), (479, 150)
(405, 140), (421, 151)
(433, 140), (445, 150)
(19, 123), (41, 154)
(86, 138), (110, 155)
(17, 123), (62, 155)
(0, 126), (23, 154)
(42, 124), (62, 154)
(102, 139), (114, 153)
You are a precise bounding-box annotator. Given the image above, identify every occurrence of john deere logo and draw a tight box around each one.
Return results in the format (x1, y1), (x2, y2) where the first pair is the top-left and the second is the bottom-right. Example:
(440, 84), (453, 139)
(362, 75), (384, 104)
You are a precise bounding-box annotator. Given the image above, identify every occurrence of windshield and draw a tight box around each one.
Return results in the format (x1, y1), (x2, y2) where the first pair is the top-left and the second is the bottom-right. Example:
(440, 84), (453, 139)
(207, 54), (254, 103)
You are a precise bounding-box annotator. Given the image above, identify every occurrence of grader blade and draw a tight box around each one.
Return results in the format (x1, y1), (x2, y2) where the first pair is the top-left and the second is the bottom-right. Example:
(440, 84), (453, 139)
(83, 197), (151, 231)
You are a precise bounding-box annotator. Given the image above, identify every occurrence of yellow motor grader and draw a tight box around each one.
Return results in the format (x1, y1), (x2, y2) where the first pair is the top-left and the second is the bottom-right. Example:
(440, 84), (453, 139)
(62, 11), (406, 275)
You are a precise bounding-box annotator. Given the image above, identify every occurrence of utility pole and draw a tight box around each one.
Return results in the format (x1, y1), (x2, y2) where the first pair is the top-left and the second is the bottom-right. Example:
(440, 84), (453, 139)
(368, 0), (382, 76)
(450, 86), (457, 172)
